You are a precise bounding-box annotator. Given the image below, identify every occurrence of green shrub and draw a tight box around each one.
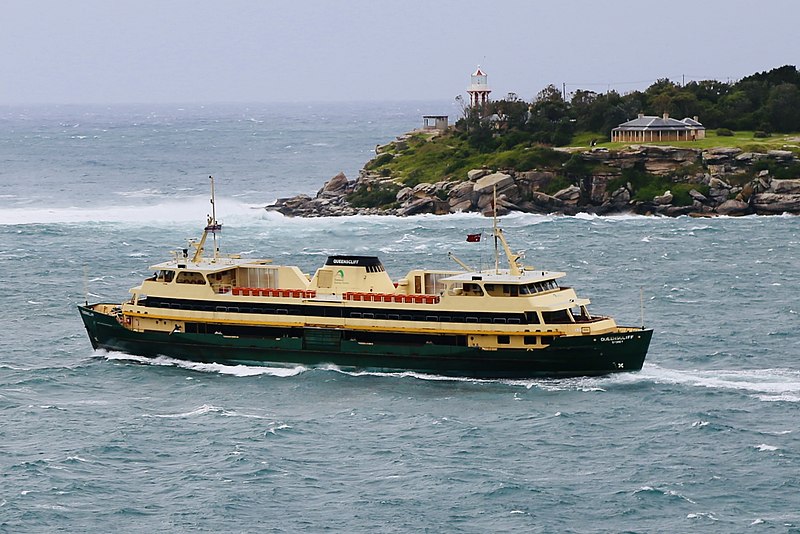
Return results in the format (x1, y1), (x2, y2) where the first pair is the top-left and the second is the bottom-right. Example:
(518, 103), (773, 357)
(346, 182), (402, 208)
(541, 176), (574, 196)
(671, 183), (706, 206)
(365, 152), (394, 170)
(715, 128), (734, 137)
(753, 130), (771, 138)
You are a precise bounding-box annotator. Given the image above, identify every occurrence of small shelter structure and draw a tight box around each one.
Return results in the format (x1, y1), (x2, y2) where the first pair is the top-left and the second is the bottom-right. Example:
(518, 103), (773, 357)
(422, 115), (449, 131)
(611, 113), (706, 142)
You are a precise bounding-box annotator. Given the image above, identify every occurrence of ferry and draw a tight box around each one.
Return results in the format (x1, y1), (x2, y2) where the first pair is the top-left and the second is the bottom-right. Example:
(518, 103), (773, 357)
(78, 178), (652, 379)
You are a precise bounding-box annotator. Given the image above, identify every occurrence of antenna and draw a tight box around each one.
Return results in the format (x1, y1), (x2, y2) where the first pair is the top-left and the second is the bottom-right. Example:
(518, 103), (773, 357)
(83, 265), (89, 305)
(640, 287), (645, 329)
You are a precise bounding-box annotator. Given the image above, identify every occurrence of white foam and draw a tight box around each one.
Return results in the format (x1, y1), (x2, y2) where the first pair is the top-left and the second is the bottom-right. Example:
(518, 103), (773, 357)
(618, 365), (800, 401)
(103, 351), (306, 377)
(0, 196), (255, 226)
(146, 403), (222, 418)
(754, 444), (779, 452)
(687, 512), (718, 521)
(145, 403), (270, 420)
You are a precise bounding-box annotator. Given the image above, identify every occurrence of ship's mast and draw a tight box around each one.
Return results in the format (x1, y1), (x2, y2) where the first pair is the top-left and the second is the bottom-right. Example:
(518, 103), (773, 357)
(190, 176), (223, 263)
(209, 175), (220, 260)
(493, 186), (499, 273)
(491, 184), (523, 276)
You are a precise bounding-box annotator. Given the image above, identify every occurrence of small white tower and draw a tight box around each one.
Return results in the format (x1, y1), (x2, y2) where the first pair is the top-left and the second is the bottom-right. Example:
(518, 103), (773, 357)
(467, 67), (492, 108)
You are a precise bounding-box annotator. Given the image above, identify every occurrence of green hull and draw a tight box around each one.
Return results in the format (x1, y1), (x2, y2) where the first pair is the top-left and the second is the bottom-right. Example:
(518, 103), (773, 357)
(79, 305), (652, 379)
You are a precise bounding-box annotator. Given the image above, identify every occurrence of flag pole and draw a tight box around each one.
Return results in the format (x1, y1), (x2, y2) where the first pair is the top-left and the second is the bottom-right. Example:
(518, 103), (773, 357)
(493, 185), (499, 274)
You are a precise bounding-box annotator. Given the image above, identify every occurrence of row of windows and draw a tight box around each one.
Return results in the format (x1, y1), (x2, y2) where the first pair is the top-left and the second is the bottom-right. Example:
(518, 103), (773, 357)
(144, 297), (583, 325)
(497, 335), (557, 345)
(181, 321), (559, 349)
(183, 322), (464, 347)
(348, 311), (521, 324)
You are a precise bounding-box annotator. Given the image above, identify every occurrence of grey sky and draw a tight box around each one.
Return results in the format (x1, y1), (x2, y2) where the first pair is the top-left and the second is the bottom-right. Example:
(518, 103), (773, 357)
(2, 0), (798, 105)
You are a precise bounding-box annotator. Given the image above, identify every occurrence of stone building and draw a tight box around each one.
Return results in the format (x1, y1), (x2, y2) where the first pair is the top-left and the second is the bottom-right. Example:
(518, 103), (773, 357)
(611, 113), (706, 142)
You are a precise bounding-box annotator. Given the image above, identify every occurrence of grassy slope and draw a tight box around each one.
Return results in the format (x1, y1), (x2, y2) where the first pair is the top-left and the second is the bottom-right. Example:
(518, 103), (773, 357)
(370, 132), (570, 186)
(570, 131), (800, 153)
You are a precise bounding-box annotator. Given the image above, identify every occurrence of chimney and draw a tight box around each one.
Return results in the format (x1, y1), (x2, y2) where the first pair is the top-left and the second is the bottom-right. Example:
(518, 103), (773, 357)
(637, 113), (644, 119)
(663, 112), (669, 120)
(693, 116), (699, 122)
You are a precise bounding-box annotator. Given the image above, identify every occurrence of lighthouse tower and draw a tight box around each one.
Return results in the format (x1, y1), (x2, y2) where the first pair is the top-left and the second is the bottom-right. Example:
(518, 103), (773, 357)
(467, 67), (491, 108)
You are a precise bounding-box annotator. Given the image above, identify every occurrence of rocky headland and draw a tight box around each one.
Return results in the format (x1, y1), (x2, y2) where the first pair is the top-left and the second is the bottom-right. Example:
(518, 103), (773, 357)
(268, 139), (800, 218)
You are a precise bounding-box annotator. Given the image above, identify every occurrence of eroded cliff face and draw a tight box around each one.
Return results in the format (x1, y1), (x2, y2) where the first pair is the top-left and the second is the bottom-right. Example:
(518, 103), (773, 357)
(267, 145), (800, 217)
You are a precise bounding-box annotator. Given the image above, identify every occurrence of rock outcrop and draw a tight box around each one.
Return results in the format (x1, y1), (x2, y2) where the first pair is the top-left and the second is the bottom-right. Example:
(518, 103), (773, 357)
(267, 143), (800, 217)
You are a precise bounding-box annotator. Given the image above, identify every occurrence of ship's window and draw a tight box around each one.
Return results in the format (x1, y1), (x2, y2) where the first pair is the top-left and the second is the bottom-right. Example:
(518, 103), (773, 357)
(158, 270), (175, 283)
(425, 315), (438, 322)
(376, 314), (387, 320)
(531, 312), (546, 324)
(237, 266), (278, 289)
(541, 335), (555, 345)
(228, 307), (239, 313)
(571, 306), (591, 322)
(542, 310), (571, 324)
(424, 272), (455, 295)
(507, 318), (520, 324)
(493, 318), (507, 324)
(462, 283), (484, 296)
(388, 314), (399, 320)
(350, 312), (362, 318)
(362, 313), (374, 319)
(439, 315), (451, 322)
(277, 308), (288, 315)
(466, 316), (478, 323)
(177, 271), (207, 285)
(400, 315), (412, 321)
(497, 335), (510, 345)
(414, 276), (422, 294)
(215, 306), (227, 312)
(524, 336), (537, 345)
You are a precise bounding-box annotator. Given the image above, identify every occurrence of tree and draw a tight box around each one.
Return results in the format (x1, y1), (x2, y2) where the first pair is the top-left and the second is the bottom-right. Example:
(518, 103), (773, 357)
(535, 84), (564, 103)
(765, 83), (800, 132)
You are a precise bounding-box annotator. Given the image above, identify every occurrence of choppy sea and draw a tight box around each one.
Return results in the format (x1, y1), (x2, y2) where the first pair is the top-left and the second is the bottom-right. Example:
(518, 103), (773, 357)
(1, 102), (798, 533)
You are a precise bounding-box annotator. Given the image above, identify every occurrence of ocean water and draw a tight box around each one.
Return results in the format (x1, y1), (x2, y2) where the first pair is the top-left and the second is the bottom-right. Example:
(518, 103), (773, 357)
(1, 103), (799, 533)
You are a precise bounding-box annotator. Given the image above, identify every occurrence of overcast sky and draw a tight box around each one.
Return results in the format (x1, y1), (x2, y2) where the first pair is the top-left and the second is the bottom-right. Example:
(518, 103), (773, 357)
(2, 0), (798, 105)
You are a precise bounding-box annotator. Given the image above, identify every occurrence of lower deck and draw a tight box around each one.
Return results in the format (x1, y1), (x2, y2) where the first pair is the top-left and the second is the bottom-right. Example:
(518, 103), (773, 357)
(80, 304), (652, 379)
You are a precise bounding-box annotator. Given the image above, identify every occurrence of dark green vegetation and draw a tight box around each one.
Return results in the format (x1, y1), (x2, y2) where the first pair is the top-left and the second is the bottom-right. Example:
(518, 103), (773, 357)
(346, 181), (401, 208)
(371, 132), (570, 187)
(607, 167), (709, 206)
(358, 65), (800, 210)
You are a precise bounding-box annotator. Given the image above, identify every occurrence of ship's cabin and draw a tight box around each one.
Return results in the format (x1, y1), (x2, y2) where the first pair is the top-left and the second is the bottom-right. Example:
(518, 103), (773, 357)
(398, 269), (463, 295)
(140, 258), (309, 296)
(439, 270), (565, 297)
(308, 256), (396, 295)
(438, 269), (595, 324)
